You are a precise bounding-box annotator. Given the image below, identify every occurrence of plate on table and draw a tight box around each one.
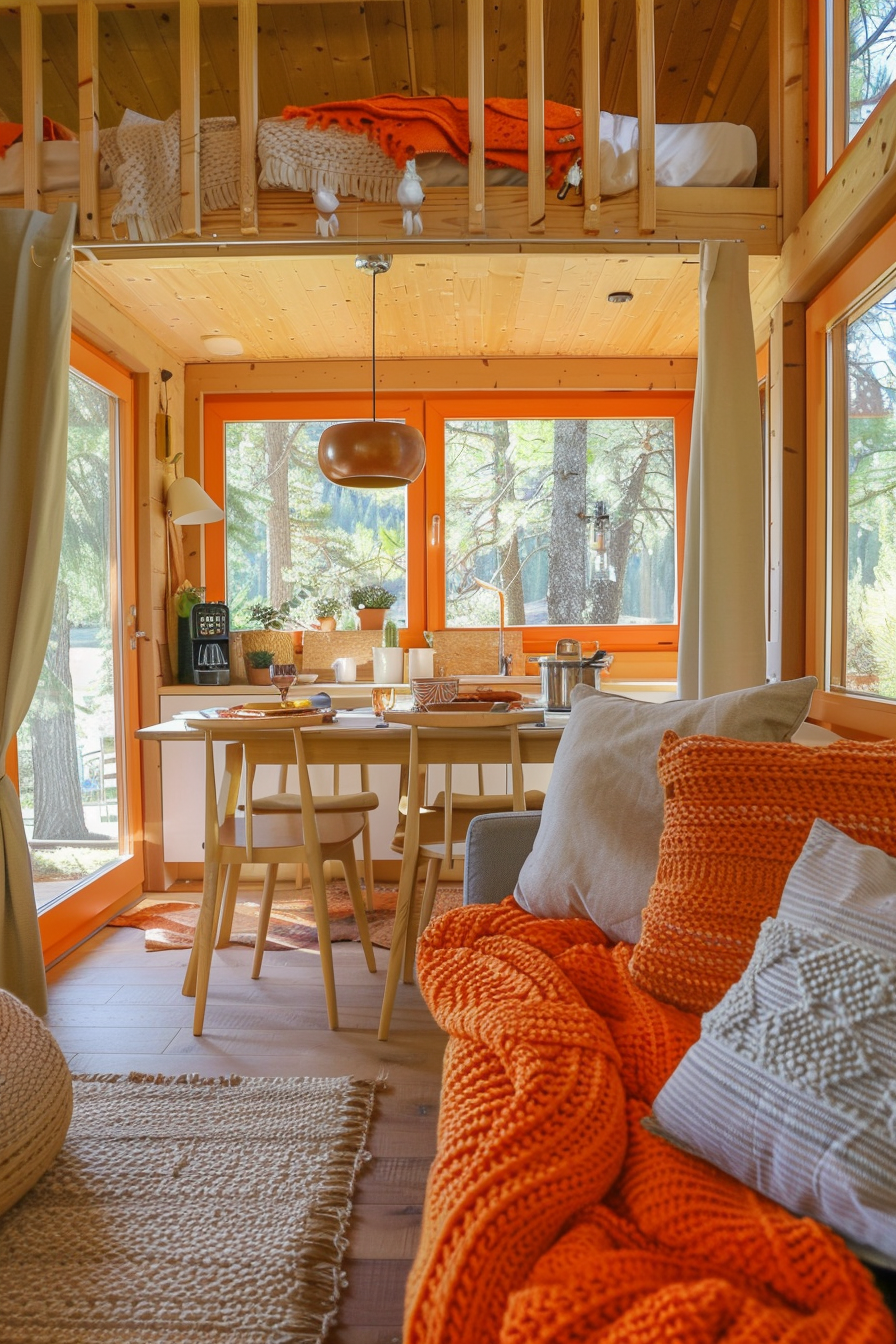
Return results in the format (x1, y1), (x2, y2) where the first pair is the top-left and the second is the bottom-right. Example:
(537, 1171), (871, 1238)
(185, 706), (329, 728)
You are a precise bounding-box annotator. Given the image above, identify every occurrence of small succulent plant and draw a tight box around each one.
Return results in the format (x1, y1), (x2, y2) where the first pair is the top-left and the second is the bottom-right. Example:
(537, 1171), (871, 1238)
(349, 584), (397, 611)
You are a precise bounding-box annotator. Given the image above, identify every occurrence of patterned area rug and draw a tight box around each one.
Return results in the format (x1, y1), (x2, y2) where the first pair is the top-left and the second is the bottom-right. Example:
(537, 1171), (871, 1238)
(111, 882), (464, 952)
(0, 1072), (377, 1343)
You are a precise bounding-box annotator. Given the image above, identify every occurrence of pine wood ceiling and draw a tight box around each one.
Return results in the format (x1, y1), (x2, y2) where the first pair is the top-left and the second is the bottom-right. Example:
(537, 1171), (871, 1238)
(0, 0), (770, 180)
(75, 252), (778, 362)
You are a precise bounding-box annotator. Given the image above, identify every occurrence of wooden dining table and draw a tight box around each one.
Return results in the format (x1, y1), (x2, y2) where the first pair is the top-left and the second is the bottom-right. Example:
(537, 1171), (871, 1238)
(136, 709), (565, 1036)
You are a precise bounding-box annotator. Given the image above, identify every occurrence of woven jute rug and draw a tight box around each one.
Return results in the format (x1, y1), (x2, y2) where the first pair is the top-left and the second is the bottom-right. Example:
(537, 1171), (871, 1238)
(111, 882), (463, 952)
(0, 1072), (378, 1343)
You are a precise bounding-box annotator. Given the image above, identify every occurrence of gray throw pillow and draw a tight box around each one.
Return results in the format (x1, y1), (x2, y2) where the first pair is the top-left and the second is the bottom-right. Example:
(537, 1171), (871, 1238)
(650, 819), (896, 1265)
(513, 676), (817, 942)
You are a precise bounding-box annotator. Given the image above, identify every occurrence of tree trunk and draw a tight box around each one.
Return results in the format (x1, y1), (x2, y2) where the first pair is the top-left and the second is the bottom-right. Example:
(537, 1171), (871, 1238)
(31, 583), (95, 841)
(547, 420), (588, 623)
(588, 447), (652, 625)
(493, 421), (527, 625)
(265, 422), (293, 608)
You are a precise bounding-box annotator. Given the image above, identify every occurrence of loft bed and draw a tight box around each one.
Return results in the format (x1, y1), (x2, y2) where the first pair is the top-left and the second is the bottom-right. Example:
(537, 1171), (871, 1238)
(0, 0), (795, 256)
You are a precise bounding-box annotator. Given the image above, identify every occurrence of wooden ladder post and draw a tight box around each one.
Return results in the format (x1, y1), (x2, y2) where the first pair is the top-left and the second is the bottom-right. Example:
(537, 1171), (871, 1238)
(77, 0), (100, 239)
(635, 0), (656, 235)
(180, 0), (202, 238)
(581, 0), (600, 233)
(467, 0), (485, 235)
(238, 0), (259, 236)
(20, 2), (42, 213)
(526, 0), (546, 233)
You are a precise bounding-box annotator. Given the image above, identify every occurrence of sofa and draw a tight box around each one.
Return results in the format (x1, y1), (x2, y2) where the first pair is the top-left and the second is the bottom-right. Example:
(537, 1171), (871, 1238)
(402, 686), (896, 1344)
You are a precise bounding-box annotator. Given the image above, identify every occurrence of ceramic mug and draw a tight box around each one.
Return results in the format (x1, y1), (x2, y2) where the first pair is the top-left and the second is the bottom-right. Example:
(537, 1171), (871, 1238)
(407, 648), (435, 682)
(332, 656), (357, 683)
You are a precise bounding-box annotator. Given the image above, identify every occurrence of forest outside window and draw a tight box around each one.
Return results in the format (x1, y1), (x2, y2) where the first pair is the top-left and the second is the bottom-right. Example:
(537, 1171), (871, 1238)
(825, 1), (896, 171)
(830, 275), (896, 698)
(443, 417), (676, 629)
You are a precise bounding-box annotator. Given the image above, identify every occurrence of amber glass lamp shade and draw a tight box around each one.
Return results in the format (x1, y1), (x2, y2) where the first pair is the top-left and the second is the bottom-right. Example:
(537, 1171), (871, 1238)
(317, 420), (426, 489)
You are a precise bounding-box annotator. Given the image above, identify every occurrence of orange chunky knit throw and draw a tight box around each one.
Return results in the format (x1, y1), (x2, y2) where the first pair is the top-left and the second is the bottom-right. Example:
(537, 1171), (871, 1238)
(281, 95), (583, 187)
(408, 899), (894, 1344)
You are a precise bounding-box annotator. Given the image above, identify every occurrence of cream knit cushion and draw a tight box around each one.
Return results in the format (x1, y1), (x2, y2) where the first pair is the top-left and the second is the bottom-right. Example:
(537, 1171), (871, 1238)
(0, 990), (72, 1217)
(513, 676), (817, 942)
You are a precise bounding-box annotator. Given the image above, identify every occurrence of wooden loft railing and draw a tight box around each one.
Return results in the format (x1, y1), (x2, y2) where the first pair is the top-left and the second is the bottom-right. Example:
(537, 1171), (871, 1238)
(13, 0), (791, 252)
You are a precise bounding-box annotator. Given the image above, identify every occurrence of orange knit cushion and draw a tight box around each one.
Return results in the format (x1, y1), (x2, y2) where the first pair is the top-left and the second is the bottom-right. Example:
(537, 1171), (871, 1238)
(628, 732), (896, 1014)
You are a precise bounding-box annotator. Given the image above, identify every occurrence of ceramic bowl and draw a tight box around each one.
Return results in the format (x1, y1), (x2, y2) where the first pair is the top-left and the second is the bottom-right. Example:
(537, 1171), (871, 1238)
(411, 676), (460, 709)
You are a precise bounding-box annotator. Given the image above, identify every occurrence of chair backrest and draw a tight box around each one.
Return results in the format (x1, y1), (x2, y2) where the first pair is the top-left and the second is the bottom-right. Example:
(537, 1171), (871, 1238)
(405, 722), (525, 865)
(239, 727), (324, 864)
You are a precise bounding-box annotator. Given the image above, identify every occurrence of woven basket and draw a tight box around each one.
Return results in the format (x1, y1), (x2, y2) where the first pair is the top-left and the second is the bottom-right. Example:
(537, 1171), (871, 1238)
(239, 629), (295, 665)
(0, 990), (72, 1217)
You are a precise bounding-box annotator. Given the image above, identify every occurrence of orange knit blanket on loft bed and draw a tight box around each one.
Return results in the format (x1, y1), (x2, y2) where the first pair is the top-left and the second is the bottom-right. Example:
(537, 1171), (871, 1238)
(407, 899), (895, 1344)
(282, 95), (582, 187)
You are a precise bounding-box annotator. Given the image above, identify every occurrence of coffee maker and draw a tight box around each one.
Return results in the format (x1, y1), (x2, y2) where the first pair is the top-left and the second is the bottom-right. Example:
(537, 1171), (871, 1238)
(189, 603), (230, 685)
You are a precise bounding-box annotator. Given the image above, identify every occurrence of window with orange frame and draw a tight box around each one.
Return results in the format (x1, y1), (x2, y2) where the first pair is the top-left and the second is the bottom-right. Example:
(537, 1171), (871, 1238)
(201, 389), (692, 655)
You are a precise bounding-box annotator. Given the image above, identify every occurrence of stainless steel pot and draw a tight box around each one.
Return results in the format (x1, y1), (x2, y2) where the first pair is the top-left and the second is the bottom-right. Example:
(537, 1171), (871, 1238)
(528, 641), (613, 710)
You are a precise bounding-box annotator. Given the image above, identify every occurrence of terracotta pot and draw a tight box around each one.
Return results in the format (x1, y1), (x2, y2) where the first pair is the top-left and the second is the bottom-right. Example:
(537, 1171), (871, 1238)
(317, 616), (337, 632)
(356, 607), (388, 631)
(246, 664), (275, 686)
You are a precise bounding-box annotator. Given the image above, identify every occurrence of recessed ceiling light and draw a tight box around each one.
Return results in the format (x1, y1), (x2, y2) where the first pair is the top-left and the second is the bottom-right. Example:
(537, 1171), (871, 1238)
(607, 291), (634, 304)
(201, 334), (244, 356)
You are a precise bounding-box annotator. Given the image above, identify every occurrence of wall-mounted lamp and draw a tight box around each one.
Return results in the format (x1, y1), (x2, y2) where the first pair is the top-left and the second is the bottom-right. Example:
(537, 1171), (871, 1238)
(166, 475), (224, 526)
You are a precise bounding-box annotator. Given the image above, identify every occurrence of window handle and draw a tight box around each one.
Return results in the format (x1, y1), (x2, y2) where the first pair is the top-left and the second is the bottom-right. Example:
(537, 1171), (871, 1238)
(430, 514), (441, 546)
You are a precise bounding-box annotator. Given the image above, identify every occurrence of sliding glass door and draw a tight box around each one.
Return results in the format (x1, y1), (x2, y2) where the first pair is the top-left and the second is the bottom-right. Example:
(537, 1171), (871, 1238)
(18, 339), (143, 952)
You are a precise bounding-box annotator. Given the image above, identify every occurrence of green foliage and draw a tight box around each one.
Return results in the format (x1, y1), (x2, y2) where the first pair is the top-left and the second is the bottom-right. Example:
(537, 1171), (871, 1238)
(383, 619), (399, 648)
(246, 648), (275, 668)
(350, 584), (397, 610)
(241, 600), (295, 630)
(313, 596), (342, 619)
(174, 584), (205, 618)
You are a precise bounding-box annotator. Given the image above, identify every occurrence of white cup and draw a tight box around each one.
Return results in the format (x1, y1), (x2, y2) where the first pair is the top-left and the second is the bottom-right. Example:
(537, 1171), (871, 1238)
(407, 648), (435, 682)
(373, 647), (404, 683)
(332, 657), (356, 683)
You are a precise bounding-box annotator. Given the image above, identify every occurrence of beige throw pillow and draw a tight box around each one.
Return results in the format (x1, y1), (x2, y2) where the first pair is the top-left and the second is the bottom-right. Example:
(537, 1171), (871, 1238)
(513, 677), (817, 942)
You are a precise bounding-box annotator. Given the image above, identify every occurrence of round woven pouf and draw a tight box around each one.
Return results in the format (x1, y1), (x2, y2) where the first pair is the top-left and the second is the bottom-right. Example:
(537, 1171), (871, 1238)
(0, 989), (72, 1218)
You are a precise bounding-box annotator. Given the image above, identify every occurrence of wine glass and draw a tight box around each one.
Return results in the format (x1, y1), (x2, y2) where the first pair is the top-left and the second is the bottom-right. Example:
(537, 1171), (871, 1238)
(371, 686), (396, 718)
(270, 663), (297, 706)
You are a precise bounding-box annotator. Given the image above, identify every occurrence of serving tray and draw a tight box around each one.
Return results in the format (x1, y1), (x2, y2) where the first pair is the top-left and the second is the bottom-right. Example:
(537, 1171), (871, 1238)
(185, 707), (328, 729)
(383, 707), (544, 728)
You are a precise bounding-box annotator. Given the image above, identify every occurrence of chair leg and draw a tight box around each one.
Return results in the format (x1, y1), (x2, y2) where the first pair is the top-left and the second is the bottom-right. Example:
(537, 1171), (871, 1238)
(378, 842), (421, 1041)
(402, 859), (428, 985)
(361, 820), (376, 913)
(215, 864), (241, 948)
(188, 859), (224, 1034)
(306, 851), (339, 1030)
(251, 863), (279, 981)
(417, 856), (442, 940)
(183, 861), (226, 999)
(341, 846), (377, 974)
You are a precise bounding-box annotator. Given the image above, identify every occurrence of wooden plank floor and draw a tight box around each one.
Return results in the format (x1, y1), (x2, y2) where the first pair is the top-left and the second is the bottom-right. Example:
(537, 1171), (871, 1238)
(46, 911), (448, 1343)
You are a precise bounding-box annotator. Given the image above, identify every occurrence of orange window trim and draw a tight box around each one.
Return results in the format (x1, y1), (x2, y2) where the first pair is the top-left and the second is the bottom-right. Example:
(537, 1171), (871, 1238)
(806, 210), (896, 737)
(29, 334), (146, 965)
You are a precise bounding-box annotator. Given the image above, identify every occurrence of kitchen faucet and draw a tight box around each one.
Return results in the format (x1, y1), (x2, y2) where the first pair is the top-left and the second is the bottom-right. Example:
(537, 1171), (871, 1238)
(473, 578), (513, 675)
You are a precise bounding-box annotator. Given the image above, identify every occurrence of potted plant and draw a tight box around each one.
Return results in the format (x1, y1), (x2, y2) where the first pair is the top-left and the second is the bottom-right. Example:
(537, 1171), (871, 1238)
(313, 596), (342, 633)
(350, 583), (397, 631)
(245, 648), (276, 686)
(238, 600), (296, 666)
(372, 618), (405, 682)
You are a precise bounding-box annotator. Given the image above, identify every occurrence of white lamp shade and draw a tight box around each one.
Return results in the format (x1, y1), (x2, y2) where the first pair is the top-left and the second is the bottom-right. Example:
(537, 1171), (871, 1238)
(167, 475), (224, 525)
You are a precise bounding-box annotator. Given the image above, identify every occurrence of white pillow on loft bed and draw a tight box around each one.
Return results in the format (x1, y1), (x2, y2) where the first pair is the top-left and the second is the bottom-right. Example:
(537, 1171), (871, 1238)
(0, 141), (113, 196)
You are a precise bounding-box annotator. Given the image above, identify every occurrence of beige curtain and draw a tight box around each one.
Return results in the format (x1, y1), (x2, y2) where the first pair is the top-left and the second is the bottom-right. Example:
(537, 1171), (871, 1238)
(677, 240), (766, 700)
(0, 205), (77, 1014)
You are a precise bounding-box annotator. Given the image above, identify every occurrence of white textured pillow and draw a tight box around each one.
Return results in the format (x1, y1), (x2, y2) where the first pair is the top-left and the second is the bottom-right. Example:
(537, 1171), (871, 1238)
(514, 677), (817, 941)
(651, 819), (896, 1263)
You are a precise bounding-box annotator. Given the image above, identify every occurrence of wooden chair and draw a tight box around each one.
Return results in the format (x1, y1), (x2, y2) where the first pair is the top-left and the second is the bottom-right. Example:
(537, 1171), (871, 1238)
(378, 721), (530, 1040)
(183, 722), (377, 1036)
(216, 760), (378, 949)
(240, 761), (378, 912)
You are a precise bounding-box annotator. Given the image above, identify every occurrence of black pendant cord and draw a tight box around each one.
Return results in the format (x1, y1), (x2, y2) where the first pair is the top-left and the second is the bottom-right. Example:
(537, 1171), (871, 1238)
(371, 267), (377, 423)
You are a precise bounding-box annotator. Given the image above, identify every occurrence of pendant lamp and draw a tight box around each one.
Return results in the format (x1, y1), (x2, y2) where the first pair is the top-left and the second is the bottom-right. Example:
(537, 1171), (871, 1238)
(318, 255), (426, 489)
